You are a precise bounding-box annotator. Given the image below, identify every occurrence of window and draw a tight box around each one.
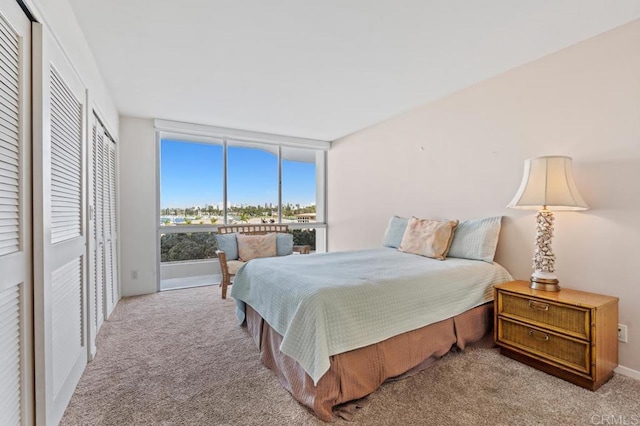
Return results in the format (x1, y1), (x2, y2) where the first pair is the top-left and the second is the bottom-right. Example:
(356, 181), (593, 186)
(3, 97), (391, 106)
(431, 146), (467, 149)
(282, 147), (318, 223)
(159, 139), (324, 231)
(160, 139), (223, 226)
(281, 147), (322, 251)
(227, 143), (278, 224)
(156, 122), (328, 290)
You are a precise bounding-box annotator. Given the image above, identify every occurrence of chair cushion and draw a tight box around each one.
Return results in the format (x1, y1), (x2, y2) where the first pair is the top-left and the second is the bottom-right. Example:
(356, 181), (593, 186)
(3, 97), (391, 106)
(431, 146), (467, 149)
(227, 260), (246, 275)
(215, 233), (239, 260)
(276, 233), (294, 256)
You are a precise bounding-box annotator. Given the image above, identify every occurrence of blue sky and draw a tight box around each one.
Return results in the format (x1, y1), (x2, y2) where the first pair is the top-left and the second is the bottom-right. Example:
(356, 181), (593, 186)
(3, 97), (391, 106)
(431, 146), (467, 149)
(160, 139), (316, 208)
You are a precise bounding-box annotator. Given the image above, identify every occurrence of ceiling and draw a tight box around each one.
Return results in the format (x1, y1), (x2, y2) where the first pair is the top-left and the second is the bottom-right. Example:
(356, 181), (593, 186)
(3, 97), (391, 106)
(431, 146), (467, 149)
(68, 0), (640, 141)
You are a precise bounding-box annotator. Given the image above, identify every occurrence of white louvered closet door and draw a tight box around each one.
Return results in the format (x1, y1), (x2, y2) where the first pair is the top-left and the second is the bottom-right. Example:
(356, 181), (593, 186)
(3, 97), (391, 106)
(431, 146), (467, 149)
(93, 119), (105, 332)
(33, 23), (88, 426)
(102, 128), (114, 315)
(0, 2), (32, 425)
(87, 116), (102, 357)
(88, 114), (119, 355)
(108, 136), (119, 309)
(104, 131), (118, 315)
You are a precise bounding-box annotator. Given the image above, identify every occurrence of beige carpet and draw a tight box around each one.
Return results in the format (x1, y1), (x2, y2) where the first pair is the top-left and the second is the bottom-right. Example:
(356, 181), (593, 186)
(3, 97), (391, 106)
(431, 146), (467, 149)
(61, 286), (640, 426)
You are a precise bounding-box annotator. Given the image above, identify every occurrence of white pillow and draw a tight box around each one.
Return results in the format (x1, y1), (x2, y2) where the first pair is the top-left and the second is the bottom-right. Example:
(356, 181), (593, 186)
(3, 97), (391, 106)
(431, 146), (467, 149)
(447, 216), (502, 263)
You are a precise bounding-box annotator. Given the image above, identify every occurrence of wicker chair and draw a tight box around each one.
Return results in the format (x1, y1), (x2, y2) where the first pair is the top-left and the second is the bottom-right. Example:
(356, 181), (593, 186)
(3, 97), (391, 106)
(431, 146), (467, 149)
(216, 224), (311, 299)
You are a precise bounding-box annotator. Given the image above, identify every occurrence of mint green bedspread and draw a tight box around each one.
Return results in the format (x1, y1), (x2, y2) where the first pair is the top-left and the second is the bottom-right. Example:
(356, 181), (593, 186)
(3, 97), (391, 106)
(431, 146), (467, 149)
(231, 247), (513, 384)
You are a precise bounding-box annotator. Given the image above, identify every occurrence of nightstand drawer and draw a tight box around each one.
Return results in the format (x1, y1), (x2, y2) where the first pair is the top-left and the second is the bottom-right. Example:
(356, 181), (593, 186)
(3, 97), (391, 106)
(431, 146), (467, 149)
(498, 292), (590, 340)
(497, 318), (590, 374)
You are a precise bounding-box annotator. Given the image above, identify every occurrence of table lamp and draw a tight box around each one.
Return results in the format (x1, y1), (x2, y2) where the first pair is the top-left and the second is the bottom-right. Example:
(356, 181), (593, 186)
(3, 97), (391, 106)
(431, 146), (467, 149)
(507, 156), (588, 291)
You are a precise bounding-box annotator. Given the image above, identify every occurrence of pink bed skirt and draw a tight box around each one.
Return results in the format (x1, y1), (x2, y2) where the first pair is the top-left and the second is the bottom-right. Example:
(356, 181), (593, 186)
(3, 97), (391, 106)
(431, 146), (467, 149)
(244, 303), (494, 421)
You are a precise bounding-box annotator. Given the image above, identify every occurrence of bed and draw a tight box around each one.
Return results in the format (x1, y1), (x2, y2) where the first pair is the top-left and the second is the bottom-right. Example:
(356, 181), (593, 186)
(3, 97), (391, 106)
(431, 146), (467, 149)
(230, 247), (513, 421)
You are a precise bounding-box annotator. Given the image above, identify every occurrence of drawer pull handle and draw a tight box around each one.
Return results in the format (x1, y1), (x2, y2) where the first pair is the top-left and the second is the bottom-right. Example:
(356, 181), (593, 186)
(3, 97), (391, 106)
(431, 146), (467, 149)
(528, 329), (550, 341)
(528, 300), (549, 311)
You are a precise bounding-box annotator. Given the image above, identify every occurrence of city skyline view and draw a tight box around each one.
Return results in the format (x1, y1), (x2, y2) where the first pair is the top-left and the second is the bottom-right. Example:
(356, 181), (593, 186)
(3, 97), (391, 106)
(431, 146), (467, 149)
(160, 139), (317, 209)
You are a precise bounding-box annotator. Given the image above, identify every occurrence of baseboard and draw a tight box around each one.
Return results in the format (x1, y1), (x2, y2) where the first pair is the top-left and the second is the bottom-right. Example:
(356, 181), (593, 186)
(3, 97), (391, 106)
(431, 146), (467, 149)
(615, 365), (640, 380)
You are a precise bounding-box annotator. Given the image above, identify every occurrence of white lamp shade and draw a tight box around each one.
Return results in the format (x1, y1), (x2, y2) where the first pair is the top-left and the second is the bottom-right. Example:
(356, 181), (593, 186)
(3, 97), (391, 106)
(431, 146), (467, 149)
(507, 156), (589, 211)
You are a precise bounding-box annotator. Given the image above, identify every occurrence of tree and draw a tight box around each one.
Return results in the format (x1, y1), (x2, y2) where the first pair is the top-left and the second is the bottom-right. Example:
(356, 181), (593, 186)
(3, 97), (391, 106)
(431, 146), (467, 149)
(290, 229), (316, 250)
(160, 233), (218, 262)
(239, 212), (250, 223)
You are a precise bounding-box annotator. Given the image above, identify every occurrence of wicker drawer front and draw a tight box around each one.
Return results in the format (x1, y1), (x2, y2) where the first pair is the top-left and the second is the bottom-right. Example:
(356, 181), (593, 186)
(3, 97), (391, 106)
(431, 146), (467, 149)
(497, 318), (590, 374)
(499, 293), (590, 339)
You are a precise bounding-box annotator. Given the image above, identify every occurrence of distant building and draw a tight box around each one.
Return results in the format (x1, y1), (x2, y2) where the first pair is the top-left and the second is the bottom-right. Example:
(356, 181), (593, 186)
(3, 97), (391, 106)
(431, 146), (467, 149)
(295, 213), (316, 223)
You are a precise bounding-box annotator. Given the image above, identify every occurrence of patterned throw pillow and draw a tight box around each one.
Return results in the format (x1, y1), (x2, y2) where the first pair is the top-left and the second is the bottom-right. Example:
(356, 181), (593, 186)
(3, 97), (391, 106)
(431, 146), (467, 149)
(398, 217), (459, 260)
(237, 233), (278, 261)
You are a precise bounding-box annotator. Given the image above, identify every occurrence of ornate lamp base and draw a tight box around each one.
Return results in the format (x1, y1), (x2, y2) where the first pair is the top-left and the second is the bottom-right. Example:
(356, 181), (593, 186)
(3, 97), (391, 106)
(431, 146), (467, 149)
(530, 276), (561, 292)
(530, 209), (561, 292)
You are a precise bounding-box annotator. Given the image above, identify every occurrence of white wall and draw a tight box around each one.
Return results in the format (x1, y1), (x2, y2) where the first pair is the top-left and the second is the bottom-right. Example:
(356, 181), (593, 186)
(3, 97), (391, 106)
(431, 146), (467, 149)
(328, 20), (640, 372)
(161, 260), (220, 281)
(24, 0), (118, 134)
(119, 117), (158, 296)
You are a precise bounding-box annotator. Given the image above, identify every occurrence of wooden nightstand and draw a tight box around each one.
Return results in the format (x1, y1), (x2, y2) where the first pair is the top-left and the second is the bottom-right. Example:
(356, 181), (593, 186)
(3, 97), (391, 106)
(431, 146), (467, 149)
(494, 280), (618, 391)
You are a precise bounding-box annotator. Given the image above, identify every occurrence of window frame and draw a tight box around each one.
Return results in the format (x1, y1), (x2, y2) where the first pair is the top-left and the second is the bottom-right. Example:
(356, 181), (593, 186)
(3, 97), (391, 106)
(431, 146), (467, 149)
(154, 120), (329, 289)
(225, 139), (280, 225)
